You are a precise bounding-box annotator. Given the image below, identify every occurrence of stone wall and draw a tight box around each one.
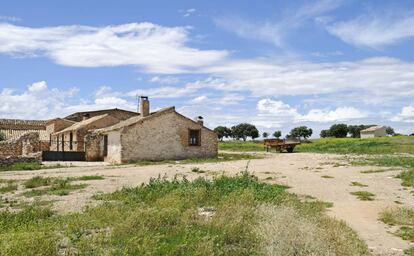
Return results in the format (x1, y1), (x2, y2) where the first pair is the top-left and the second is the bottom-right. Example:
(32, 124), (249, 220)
(0, 132), (47, 157)
(0, 155), (41, 167)
(84, 132), (105, 161)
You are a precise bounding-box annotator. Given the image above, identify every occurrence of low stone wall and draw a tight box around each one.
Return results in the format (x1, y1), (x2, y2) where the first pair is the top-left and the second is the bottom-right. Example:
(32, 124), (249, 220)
(0, 132), (48, 157)
(0, 154), (41, 167)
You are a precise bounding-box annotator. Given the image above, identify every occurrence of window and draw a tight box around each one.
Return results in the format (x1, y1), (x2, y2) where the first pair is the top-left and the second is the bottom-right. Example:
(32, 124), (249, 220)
(189, 129), (201, 146)
(103, 135), (108, 156)
(61, 134), (65, 151)
(69, 132), (73, 150)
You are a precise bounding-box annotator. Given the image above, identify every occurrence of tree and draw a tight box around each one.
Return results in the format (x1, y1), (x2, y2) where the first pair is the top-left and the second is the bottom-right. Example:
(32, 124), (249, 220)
(231, 123), (259, 141)
(320, 129), (331, 138)
(262, 132), (269, 139)
(289, 126), (313, 140)
(385, 126), (395, 136)
(214, 126), (232, 141)
(328, 124), (348, 138)
(0, 131), (5, 141)
(273, 130), (282, 139)
(347, 125), (375, 138)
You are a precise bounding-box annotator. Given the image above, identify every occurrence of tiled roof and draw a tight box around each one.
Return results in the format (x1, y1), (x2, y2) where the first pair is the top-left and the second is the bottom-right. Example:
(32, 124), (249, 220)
(0, 129), (49, 141)
(96, 107), (175, 133)
(0, 118), (47, 130)
(361, 125), (385, 133)
(54, 114), (112, 134)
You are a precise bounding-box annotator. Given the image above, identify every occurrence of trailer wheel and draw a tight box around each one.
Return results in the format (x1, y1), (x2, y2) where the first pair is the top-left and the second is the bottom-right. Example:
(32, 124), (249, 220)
(287, 147), (294, 153)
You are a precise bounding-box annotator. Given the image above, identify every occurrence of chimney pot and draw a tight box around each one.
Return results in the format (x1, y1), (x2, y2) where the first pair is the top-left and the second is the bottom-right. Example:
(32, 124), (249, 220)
(140, 96), (150, 117)
(195, 116), (204, 125)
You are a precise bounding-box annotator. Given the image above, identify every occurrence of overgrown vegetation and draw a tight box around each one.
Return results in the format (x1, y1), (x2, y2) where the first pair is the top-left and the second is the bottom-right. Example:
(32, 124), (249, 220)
(0, 182), (18, 193)
(350, 191), (375, 201)
(297, 136), (414, 154)
(23, 178), (87, 197)
(0, 173), (370, 255)
(380, 207), (414, 242)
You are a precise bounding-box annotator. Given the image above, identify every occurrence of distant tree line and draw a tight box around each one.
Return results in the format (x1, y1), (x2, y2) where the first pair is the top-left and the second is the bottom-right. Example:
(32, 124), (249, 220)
(320, 124), (395, 138)
(214, 124), (313, 141)
(214, 122), (410, 141)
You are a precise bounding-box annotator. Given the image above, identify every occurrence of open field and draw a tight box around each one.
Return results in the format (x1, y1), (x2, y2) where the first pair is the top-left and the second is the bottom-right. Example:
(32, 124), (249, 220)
(1, 150), (414, 255)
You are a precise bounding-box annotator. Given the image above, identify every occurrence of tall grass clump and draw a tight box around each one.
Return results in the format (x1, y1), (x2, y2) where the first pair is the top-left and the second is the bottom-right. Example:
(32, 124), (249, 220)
(380, 207), (414, 242)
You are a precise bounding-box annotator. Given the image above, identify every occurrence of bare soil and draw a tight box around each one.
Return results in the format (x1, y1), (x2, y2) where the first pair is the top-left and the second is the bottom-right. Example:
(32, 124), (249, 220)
(1, 152), (413, 255)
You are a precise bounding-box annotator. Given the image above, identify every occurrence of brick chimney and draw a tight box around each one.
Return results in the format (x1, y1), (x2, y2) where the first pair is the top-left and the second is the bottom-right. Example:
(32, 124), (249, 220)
(140, 96), (150, 117)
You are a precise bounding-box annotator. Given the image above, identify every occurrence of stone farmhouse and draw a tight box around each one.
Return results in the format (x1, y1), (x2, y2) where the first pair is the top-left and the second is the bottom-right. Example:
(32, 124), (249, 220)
(0, 97), (218, 164)
(360, 125), (387, 139)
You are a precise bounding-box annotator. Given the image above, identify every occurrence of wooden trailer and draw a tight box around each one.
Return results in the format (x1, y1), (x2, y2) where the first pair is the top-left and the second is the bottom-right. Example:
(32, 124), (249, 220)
(263, 139), (300, 153)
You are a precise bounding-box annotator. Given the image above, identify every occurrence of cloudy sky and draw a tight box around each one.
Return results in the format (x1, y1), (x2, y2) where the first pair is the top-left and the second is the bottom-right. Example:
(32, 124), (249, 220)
(1, 0), (414, 136)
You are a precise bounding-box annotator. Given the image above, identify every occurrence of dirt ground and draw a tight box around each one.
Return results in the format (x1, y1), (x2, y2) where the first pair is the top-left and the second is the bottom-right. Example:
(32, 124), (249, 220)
(1, 152), (413, 255)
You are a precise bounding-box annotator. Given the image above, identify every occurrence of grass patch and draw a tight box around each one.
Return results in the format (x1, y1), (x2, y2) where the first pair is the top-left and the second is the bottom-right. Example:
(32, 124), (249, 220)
(380, 207), (414, 242)
(350, 181), (368, 187)
(0, 182), (18, 193)
(397, 170), (414, 188)
(350, 191), (375, 201)
(23, 178), (87, 197)
(77, 175), (105, 181)
(0, 172), (370, 255)
(321, 175), (334, 179)
(219, 140), (265, 152)
(360, 168), (395, 174)
(24, 176), (52, 189)
(405, 247), (414, 255)
(0, 162), (42, 172)
(190, 167), (206, 174)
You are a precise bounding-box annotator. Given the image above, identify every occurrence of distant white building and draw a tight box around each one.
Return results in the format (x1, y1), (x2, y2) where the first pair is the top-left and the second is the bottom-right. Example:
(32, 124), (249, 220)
(360, 125), (387, 138)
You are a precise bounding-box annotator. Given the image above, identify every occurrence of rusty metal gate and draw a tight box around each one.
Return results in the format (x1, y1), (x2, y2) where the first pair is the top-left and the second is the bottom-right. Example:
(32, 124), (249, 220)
(42, 140), (85, 161)
(42, 151), (86, 161)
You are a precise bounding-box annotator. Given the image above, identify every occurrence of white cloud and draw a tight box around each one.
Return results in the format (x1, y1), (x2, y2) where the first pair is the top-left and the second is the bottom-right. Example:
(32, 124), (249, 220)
(0, 15), (21, 22)
(149, 76), (180, 85)
(256, 99), (367, 126)
(214, 0), (341, 46)
(183, 8), (196, 18)
(300, 107), (367, 122)
(0, 22), (227, 73)
(327, 12), (414, 48)
(391, 106), (414, 123)
(0, 82), (137, 119)
(200, 57), (414, 104)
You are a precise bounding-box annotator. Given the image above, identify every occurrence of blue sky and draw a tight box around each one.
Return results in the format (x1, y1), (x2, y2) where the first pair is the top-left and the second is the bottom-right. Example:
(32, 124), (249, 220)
(1, 0), (414, 136)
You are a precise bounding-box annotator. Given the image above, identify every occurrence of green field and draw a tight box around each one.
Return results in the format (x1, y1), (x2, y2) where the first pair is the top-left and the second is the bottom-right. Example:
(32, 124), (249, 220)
(219, 141), (265, 152)
(296, 136), (414, 155)
(0, 172), (369, 256)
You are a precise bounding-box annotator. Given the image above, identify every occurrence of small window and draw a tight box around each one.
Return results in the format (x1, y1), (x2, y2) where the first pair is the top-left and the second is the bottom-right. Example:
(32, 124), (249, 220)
(189, 129), (201, 146)
(69, 132), (73, 150)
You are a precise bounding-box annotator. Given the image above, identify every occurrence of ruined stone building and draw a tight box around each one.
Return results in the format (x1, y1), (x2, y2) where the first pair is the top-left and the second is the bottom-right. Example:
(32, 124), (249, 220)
(0, 118), (48, 141)
(0, 97), (218, 163)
